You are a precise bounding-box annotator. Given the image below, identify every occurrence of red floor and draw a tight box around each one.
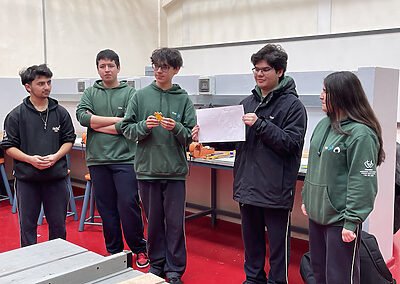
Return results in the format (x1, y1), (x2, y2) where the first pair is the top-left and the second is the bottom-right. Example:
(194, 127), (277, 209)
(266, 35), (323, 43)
(0, 199), (399, 283)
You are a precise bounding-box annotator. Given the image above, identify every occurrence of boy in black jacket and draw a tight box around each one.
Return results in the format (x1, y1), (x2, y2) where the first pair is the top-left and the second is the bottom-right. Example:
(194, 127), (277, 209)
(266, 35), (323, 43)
(1, 64), (76, 247)
(193, 44), (307, 284)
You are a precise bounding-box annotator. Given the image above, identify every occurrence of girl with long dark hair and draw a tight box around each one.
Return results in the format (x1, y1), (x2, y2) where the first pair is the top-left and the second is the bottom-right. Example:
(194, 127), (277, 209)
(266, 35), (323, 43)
(301, 71), (384, 284)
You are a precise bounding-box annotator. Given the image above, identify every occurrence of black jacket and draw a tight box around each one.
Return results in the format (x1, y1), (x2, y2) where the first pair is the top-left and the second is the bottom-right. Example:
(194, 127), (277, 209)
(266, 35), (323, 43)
(1, 97), (76, 181)
(233, 76), (307, 209)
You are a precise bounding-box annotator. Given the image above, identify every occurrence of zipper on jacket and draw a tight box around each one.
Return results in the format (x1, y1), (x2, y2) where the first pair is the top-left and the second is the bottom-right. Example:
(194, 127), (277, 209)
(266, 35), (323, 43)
(254, 93), (274, 113)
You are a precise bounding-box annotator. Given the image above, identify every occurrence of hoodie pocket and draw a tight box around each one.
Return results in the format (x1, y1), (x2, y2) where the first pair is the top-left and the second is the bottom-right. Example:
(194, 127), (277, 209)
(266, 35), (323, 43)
(303, 180), (340, 225)
(135, 144), (187, 176)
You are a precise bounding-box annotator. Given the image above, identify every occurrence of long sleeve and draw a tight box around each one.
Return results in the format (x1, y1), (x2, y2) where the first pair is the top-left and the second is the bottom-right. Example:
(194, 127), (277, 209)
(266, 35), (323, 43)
(170, 98), (196, 148)
(253, 99), (307, 156)
(344, 134), (379, 231)
(76, 88), (94, 128)
(118, 94), (151, 142)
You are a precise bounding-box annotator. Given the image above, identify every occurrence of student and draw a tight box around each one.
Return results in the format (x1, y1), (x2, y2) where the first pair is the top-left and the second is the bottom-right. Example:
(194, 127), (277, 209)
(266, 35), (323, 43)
(1, 64), (76, 247)
(301, 71), (384, 284)
(76, 49), (148, 268)
(120, 47), (196, 284)
(192, 44), (307, 284)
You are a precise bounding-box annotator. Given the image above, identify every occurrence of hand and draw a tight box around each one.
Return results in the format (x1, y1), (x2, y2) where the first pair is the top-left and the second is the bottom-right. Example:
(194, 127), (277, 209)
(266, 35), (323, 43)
(301, 204), (308, 216)
(242, 113), (258, 126)
(342, 228), (357, 242)
(146, 115), (160, 129)
(29, 155), (52, 170)
(160, 117), (176, 131)
(42, 154), (58, 167)
(192, 125), (200, 142)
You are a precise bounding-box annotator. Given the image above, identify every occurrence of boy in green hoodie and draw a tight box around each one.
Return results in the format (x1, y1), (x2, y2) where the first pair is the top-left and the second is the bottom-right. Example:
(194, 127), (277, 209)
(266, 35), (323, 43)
(120, 48), (196, 284)
(76, 49), (148, 268)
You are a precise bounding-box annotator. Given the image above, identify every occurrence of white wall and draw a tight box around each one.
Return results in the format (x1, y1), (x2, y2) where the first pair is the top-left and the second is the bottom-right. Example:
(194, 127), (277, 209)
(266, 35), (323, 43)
(0, 0), (159, 78)
(161, 0), (400, 47)
(0, 0), (44, 75)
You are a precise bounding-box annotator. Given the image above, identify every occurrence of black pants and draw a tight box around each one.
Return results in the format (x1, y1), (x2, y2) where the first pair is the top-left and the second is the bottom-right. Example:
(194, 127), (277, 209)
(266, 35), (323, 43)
(308, 219), (361, 284)
(139, 180), (186, 280)
(240, 204), (291, 284)
(89, 164), (146, 254)
(16, 178), (69, 247)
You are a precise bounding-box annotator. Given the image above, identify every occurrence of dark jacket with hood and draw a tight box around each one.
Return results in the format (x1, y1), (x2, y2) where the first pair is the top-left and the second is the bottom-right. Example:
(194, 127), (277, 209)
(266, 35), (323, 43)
(119, 81), (196, 180)
(1, 97), (76, 181)
(233, 76), (307, 209)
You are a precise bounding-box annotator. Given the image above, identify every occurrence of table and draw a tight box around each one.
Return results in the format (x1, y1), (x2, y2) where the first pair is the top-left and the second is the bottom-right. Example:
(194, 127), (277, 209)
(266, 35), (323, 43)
(0, 239), (164, 284)
(186, 156), (307, 228)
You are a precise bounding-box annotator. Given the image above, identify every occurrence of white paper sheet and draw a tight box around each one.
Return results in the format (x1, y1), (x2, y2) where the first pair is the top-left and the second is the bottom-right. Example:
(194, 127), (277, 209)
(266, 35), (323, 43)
(196, 105), (245, 143)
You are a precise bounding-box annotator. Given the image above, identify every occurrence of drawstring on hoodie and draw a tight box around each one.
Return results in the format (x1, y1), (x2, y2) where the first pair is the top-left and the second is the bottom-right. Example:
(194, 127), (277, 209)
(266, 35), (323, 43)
(318, 125), (331, 156)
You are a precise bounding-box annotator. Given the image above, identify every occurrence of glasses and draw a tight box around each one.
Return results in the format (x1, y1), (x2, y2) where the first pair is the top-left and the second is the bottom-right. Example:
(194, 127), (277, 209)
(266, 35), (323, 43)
(252, 66), (274, 75)
(152, 64), (171, 72)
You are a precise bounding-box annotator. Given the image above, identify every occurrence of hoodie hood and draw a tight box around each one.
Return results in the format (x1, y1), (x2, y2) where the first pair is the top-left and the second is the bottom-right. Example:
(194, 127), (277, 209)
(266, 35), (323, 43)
(93, 80), (129, 90)
(23, 96), (59, 112)
(149, 81), (187, 95)
(253, 75), (298, 101)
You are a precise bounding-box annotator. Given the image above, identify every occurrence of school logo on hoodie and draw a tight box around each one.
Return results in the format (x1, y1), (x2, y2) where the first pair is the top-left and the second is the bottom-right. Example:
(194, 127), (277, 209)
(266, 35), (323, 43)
(360, 160), (376, 177)
(52, 125), (60, 133)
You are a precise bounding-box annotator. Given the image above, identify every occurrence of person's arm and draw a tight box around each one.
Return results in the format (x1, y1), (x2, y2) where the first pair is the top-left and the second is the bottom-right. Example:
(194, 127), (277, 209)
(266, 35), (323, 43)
(76, 87), (124, 131)
(343, 134), (379, 232)
(118, 93), (152, 142)
(0, 110), (49, 168)
(166, 98), (196, 147)
(41, 142), (73, 167)
(250, 99), (307, 156)
(76, 88), (95, 128)
(92, 124), (119, 134)
(89, 115), (122, 129)
(5, 147), (51, 170)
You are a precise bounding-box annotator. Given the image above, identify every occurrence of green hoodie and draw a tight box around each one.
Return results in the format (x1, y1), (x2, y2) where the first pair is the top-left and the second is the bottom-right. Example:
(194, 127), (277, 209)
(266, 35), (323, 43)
(118, 81), (196, 180)
(302, 117), (379, 231)
(76, 80), (136, 166)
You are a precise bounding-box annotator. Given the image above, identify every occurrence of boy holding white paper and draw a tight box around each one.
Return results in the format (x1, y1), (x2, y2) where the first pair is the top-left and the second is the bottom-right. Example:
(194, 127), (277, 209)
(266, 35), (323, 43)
(193, 44), (307, 284)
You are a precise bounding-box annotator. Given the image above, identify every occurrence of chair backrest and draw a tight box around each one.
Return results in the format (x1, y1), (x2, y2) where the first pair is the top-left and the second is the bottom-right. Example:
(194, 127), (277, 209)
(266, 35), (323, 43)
(82, 133), (87, 145)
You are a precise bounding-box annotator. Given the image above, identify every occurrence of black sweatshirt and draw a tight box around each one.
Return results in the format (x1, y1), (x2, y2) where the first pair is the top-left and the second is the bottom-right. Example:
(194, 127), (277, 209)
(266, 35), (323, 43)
(1, 97), (76, 181)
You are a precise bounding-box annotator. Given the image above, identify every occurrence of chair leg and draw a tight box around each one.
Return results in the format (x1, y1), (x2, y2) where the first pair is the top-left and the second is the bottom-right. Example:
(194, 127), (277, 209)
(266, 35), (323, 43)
(37, 204), (45, 225)
(66, 176), (78, 221)
(78, 180), (91, 232)
(89, 185), (95, 223)
(11, 183), (17, 214)
(0, 164), (13, 205)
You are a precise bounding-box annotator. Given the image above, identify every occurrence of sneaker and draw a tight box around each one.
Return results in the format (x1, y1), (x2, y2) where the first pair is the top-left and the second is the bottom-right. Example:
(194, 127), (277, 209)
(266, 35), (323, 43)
(136, 252), (150, 268)
(169, 277), (183, 284)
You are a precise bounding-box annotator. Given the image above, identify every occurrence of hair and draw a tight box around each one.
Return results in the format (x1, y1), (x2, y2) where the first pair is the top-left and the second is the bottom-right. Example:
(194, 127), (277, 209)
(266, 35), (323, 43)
(324, 71), (385, 165)
(151, 47), (183, 69)
(96, 49), (120, 68)
(19, 64), (53, 85)
(251, 44), (288, 81)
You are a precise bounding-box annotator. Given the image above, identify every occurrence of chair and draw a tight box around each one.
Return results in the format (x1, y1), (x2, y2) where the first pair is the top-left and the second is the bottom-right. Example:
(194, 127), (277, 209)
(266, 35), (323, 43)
(0, 157), (13, 205)
(37, 168), (79, 225)
(78, 173), (102, 231)
(78, 133), (102, 231)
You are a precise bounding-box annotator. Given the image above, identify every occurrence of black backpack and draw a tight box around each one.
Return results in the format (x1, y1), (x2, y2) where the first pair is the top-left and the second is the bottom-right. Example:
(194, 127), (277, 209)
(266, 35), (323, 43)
(360, 231), (396, 284)
(300, 231), (396, 284)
